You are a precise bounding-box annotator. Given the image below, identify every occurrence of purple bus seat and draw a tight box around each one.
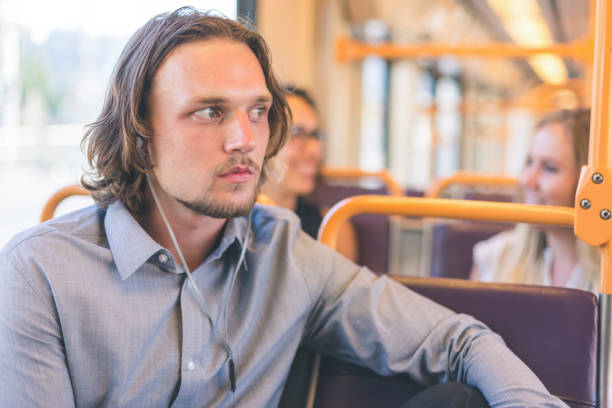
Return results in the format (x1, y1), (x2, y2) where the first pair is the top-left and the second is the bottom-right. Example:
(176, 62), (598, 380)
(349, 212), (389, 274)
(312, 277), (597, 408)
(313, 183), (390, 274)
(463, 191), (516, 202)
(312, 182), (389, 209)
(429, 222), (511, 279)
(404, 188), (424, 198)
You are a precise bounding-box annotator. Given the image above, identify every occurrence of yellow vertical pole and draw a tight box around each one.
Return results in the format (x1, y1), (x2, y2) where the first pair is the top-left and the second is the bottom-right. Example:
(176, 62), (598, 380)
(589, 1), (612, 169)
(579, 1), (612, 405)
(584, 0), (597, 103)
(577, 0), (612, 293)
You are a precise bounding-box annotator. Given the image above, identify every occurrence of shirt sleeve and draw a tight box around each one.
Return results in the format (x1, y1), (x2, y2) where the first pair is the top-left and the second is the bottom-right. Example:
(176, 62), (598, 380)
(0, 250), (76, 407)
(301, 244), (567, 408)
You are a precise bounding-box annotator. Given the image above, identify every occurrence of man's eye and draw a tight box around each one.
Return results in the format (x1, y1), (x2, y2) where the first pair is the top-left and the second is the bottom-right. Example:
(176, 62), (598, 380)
(195, 107), (220, 119)
(249, 106), (267, 120)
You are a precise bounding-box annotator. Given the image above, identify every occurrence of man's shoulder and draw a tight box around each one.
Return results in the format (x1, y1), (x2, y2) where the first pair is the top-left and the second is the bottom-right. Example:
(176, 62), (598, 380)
(250, 203), (303, 240)
(2, 205), (105, 257)
(249, 203), (334, 258)
(249, 203), (344, 264)
(248, 203), (359, 296)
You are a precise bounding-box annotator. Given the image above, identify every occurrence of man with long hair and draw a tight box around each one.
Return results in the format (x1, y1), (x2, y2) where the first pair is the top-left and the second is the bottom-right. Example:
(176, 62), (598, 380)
(0, 8), (565, 407)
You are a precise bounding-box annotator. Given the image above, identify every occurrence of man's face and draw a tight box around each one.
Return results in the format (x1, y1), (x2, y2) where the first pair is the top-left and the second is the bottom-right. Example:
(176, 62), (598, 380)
(148, 39), (272, 218)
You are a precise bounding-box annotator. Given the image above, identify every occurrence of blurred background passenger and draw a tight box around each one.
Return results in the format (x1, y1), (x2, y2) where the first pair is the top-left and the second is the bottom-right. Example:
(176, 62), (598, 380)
(262, 86), (357, 262)
(471, 108), (599, 293)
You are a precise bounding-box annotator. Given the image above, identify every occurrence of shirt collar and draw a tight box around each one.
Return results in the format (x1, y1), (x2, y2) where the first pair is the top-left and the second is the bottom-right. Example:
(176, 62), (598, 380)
(207, 213), (249, 263)
(105, 200), (250, 279)
(105, 201), (166, 280)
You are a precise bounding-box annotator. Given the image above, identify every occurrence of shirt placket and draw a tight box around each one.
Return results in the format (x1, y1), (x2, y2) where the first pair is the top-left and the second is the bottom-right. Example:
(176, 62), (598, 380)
(170, 278), (211, 407)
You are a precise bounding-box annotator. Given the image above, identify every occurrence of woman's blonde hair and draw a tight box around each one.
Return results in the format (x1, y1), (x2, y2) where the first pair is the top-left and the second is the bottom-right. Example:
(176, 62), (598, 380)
(494, 108), (599, 291)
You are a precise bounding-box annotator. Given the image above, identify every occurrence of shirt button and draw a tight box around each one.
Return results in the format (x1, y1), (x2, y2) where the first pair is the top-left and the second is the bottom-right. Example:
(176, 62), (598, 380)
(187, 359), (196, 371)
(158, 253), (169, 264)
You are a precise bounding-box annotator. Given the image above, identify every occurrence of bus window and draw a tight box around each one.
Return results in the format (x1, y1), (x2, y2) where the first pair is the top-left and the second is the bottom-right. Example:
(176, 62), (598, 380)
(0, 1), (238, 246)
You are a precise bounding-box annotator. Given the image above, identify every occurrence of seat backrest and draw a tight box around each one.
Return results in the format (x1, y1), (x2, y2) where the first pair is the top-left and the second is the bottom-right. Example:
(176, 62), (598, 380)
(463, 191), (516, 202)
(426, 171), (519, 199)
(313, 183), (390, 274)
(312, 183), (388, 209)
(429, 221), (511, 279)
(404, 188), (424, 198)
(40, 185), (92, 222)
(313, 277), (598, 408)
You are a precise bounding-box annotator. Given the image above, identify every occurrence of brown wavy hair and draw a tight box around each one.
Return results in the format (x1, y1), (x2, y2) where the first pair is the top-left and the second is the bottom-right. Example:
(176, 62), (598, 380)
(81, 7), (290, 213)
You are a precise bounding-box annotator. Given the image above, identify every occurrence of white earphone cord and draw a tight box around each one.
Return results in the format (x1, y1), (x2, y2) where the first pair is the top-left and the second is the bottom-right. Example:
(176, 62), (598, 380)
(146, 174), (202, 298)
(146, 174), (249, 402)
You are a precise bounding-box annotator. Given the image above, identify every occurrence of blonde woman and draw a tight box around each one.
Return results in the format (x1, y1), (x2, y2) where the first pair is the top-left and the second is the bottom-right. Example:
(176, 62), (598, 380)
(471, 108), (599, 293)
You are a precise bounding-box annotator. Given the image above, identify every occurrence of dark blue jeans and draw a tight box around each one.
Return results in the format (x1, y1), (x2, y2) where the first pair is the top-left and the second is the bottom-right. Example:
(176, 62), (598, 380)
(400, 382), (490, 408)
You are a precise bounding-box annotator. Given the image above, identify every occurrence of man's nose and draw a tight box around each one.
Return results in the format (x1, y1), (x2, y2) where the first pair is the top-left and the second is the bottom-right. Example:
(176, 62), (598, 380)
(224, 111), (256, 153)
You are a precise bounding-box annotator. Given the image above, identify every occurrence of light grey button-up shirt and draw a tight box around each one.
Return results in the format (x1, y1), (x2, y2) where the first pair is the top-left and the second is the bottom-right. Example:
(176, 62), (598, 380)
(0, 201), (566, 407)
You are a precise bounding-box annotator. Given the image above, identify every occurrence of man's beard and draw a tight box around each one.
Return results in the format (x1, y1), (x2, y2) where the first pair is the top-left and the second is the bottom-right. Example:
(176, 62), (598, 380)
(176, 156), (262, 219)
(177, 185), (259, 218)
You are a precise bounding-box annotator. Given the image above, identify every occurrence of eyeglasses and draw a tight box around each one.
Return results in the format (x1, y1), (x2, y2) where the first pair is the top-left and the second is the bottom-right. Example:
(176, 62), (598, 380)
(291, 126), (324, 141)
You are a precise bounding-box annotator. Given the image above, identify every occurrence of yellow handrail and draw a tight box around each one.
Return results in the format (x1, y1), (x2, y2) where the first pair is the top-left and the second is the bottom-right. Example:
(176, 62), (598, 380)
(318, 196), (573, 251)
(574, 0), (612, 295)
(426, 171), (519, 198)
(336, 37), (593, 64)
(256, 193), (275, 206)
(40, 185), (91, 222)
(320, 166), (404, 197)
